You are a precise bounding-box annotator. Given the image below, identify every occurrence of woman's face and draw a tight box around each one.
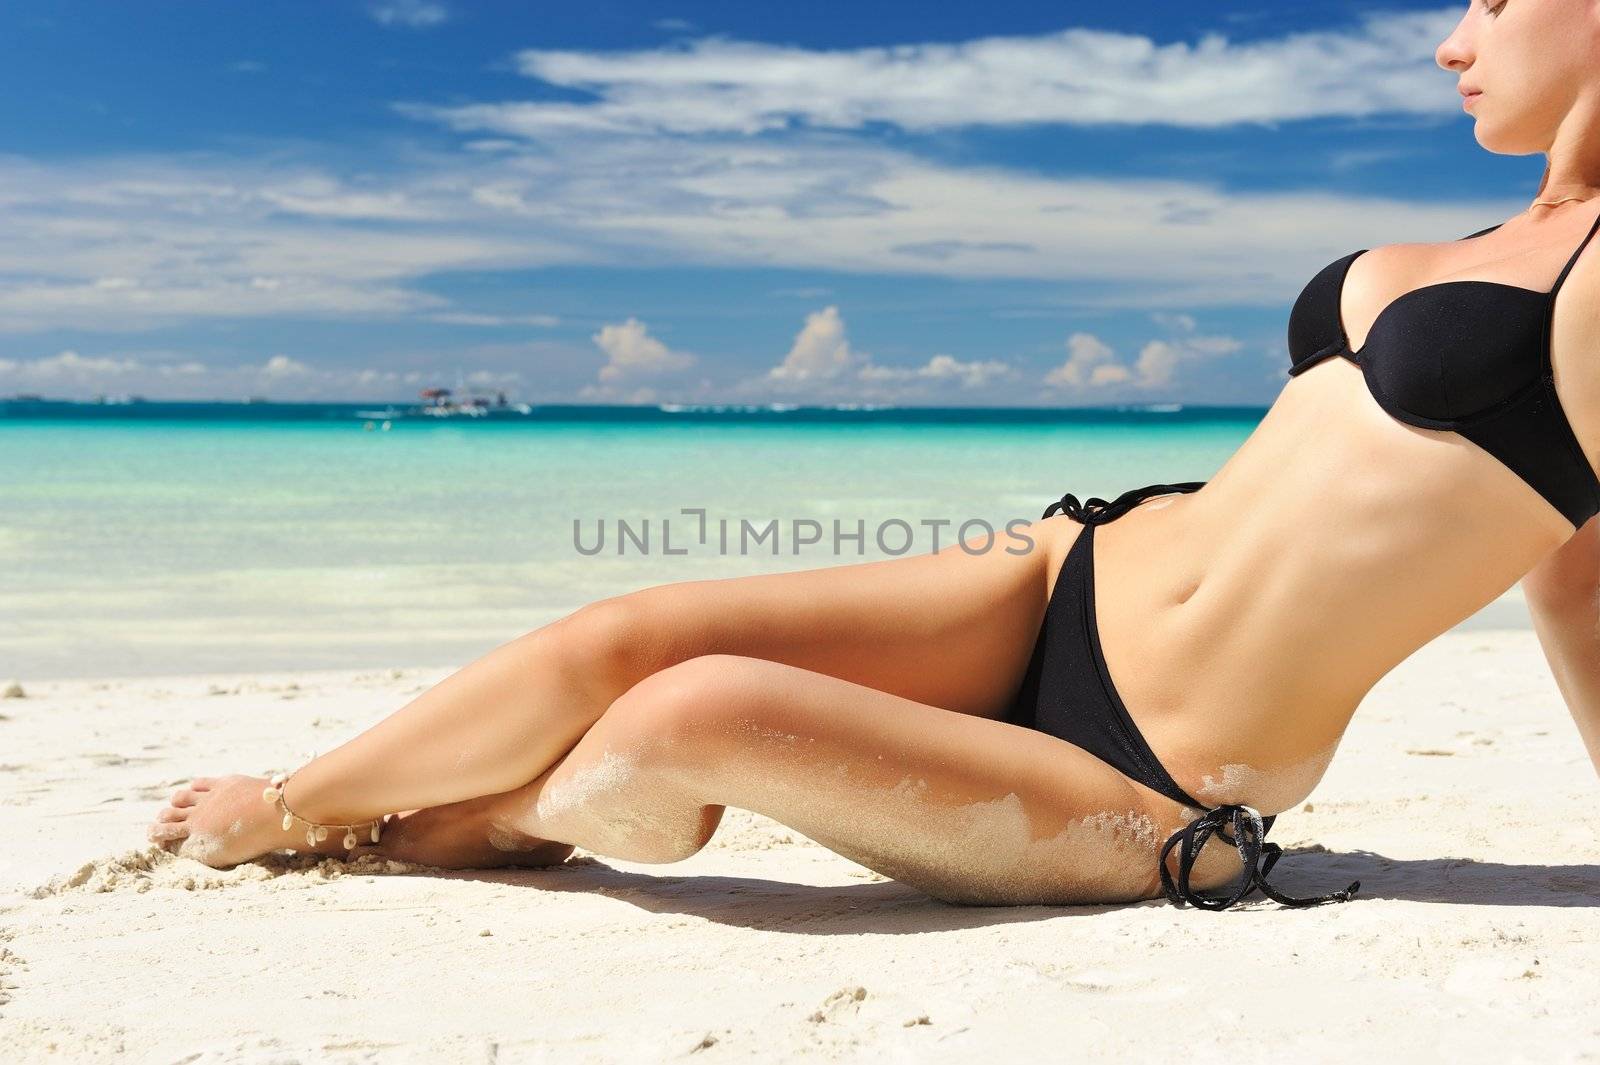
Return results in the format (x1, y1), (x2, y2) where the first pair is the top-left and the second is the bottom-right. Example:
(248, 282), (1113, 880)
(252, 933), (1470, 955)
(1435, 0), (1600, 155)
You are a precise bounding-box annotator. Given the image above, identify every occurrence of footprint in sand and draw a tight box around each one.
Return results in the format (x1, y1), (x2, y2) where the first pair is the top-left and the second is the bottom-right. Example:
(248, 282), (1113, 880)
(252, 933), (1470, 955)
(808, 985), (867, 1023)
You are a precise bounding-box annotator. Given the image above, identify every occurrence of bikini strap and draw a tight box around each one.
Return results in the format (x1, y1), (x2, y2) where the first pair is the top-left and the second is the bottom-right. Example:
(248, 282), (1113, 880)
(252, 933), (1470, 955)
(1550, 205), (1600, 298)
(1541, 205), (1600, 377)
(1457, 222), (1502, 241)
(1158, 804), (1362, 911)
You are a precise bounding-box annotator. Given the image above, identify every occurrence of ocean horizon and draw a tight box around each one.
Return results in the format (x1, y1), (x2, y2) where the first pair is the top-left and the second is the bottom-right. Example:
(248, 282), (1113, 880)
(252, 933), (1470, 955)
(1, 396), (1269, 420)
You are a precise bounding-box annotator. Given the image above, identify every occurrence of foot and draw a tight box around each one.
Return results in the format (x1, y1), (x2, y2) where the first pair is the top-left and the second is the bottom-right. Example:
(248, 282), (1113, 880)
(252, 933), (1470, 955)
(354, 793), (575, 870)
(147, 774), (372, 868)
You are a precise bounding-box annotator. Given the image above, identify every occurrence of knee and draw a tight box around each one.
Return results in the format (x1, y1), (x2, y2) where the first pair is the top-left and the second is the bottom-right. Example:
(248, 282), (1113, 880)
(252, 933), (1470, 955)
(534, 594), (661, 701)
(605, 653), (769, 767)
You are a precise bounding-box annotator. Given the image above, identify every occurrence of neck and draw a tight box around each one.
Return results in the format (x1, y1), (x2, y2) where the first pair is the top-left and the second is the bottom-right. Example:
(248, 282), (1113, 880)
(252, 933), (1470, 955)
(1532, 169), (1600, 211)
(1528, 191), (1599, 214)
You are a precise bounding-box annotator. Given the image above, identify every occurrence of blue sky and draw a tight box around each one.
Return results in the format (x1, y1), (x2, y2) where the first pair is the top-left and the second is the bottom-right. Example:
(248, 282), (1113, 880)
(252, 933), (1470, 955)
(0, 1), (1544, 406)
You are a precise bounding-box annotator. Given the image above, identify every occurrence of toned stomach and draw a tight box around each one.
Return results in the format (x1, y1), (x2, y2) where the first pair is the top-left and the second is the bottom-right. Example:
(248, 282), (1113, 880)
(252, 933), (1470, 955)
(1080, 356), (1574, 815)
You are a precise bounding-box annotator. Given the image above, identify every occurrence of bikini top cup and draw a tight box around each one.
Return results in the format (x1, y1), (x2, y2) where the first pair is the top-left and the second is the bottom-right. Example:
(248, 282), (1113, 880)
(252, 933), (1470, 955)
(1286, 210), (1600, 531)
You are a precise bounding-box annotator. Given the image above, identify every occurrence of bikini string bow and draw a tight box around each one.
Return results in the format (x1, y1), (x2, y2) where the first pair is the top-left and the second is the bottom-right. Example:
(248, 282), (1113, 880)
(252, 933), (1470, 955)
(1041, 481), (1208, 525)
(1158, 803), (1361, 910)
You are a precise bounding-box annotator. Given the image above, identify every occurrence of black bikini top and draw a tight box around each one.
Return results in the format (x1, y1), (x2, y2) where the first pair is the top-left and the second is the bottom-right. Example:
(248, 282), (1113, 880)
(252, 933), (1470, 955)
(1286, 210), (1600, 530)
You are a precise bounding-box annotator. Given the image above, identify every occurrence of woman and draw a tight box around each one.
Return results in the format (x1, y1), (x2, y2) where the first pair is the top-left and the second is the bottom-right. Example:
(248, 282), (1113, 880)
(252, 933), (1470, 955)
(147, 2), (1600, 911)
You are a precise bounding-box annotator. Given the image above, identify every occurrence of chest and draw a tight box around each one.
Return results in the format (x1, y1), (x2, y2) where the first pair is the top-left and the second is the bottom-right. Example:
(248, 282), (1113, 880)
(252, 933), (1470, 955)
(1297, 244), (1600, 431)
(1284, 224), (1600, 530)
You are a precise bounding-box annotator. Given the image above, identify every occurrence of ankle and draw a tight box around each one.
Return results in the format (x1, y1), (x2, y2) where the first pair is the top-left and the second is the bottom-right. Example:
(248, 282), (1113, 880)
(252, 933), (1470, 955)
(275, 749), (399, 825)
(269, 771), (386, 852)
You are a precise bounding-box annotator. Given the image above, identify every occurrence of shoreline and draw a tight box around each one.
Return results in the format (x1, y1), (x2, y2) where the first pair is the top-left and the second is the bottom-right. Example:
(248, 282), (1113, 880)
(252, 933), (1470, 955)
(0, 584), (1537, 688)
(1, 626), (1596, 1060)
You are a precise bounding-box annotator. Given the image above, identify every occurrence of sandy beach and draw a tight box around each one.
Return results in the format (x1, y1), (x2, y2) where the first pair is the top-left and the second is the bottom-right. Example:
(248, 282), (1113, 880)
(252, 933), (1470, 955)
(0, 626), (1596, 1063)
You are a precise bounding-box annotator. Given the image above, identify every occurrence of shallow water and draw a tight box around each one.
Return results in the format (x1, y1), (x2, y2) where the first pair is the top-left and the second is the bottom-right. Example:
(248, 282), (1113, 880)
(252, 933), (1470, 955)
(2, 401), (1518, 680)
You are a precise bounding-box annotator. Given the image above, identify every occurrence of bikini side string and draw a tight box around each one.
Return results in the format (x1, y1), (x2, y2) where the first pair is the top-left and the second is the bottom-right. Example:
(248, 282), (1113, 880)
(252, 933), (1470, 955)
(1158, 803), (1362, 910)
(1042, 481), (1208, 525)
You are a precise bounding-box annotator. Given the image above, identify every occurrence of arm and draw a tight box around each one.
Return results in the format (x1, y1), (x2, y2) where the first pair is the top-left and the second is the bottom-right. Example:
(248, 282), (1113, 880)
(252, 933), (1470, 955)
(1521, 513), (1600, 778)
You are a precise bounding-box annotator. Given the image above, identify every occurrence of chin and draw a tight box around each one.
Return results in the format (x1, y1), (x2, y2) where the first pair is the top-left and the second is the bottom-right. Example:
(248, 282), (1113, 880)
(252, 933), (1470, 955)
(1471, 121), (1531, 156)
(1470, 110), (1556, 157)
(1473, 126), (1509, 153)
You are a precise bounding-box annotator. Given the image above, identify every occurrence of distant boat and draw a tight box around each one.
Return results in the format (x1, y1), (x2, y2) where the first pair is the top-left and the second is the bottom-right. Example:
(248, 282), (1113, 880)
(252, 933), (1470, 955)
(399, 387), (532, 419)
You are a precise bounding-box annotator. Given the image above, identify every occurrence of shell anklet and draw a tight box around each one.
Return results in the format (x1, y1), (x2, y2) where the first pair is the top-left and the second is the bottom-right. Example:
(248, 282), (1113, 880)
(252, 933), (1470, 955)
(261, 773), (384, 851)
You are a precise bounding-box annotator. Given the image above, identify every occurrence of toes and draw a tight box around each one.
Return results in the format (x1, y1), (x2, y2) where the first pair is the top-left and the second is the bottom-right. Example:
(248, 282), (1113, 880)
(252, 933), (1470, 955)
(148, 822), (190, 843)
(170, 779), (216, 805)
(156, 806), (188, 823)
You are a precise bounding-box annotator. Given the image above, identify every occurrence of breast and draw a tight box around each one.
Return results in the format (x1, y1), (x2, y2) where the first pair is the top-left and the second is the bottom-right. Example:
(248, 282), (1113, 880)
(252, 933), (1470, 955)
(1285, 261), (1600, 530)
(1360, 283), (1549, 424)
(1286, 253), (1357, 369)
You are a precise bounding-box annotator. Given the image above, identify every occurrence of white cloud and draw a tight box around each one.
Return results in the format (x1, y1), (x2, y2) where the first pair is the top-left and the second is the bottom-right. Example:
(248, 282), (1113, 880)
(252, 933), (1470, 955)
(591, 317), (696, 384)
(400, 10), (1461, 138)
(0, 11), (1512, 340)
(0, 156), (582, 331)
(260, 178), (435, 221)
(857, 353), (1014, 389)
(0, 275), (447, 332)
(260, 354), (312, 377)
(755, 306), (1016, 401)
(14, 349), (144, 377)
(1046, 333), (1125, 389)
(576, 382), (660, 404)
(465, 369), (521, 386)
(0, 348), (523, 401)
(1044, 328), (1243, 392)
(426, 312), (561, 327)
(0, 135), (1496, 334)
(1128, 340), (1183, 389)
(767, 305), (859, 384)
(742, 304), (1259, 403)
(369, 1), (449, 28)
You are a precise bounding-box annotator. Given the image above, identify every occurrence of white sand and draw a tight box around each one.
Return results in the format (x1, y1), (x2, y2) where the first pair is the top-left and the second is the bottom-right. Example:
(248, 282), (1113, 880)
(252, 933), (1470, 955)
(1, 629), (1597, 1063)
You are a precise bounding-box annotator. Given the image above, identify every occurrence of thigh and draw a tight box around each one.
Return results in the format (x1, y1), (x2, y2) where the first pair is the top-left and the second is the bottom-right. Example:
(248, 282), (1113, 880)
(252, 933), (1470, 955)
(550, 652), (1228, 905)
(578, 515), (1081, 720)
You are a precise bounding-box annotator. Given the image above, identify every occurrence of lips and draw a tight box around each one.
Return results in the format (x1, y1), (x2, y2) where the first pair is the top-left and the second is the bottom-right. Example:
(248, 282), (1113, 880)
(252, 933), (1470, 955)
(1461, 89), (1482, 109)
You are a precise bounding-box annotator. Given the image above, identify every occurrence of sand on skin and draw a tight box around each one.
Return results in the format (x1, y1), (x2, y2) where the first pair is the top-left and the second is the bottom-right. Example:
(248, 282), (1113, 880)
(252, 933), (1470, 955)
(0, 630), (1598, 1063)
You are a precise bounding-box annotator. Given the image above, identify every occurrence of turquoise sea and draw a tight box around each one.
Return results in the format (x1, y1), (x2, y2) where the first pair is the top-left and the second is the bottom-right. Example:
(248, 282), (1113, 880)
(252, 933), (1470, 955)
(1, 399), (1520, 681)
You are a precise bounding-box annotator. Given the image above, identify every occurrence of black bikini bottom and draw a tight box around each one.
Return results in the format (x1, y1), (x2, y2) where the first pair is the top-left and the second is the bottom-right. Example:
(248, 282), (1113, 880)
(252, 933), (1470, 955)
(1003, 481), (1360, 911)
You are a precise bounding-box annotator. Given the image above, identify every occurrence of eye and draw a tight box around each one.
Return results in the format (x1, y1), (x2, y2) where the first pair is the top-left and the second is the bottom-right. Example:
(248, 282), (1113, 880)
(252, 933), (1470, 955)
(1482, 0), (1507, 14)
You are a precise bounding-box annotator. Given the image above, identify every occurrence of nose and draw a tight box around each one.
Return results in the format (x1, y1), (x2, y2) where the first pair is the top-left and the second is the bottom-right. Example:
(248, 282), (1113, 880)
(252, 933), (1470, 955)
(1435, 8), (1475, 71)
